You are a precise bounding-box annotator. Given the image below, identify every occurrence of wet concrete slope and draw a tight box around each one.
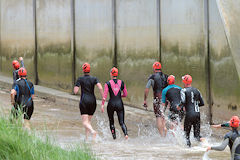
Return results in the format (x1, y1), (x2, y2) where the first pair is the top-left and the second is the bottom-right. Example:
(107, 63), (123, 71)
(0, 76), (230, 160)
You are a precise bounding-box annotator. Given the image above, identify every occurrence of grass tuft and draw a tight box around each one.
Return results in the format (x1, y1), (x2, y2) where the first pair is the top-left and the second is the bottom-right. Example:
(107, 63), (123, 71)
(0, 113), (96, 160)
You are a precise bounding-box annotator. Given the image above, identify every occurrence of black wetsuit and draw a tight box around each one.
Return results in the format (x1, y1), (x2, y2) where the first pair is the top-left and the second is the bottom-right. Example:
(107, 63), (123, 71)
(12, 60), (24, 84)
(12, 78), (34, 120)
(75, 75), (99, 115)
(13, 70), (19, 83)
(146, 72), (168, 117)
(212, 129), (240, 160)
(225, 130), (240, 160)
(180, 87), (204, 146)
(162, 84), (184, 121)
(103, 79), (128, 139)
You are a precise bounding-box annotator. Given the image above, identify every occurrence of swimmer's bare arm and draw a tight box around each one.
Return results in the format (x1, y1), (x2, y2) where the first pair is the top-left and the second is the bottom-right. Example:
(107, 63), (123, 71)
(101, 83), (108, 113)
(211, 122), (230, 128)
(161, 101), (169, 113)
(144, 79), (154, 108)
(19, 57), (24, 68)
(96, 83), (104, 99)
(211, 124), (222, 128)
(143, 88), (149, 108)
(97, 83), (105, 112)
(10, 89), (16, 105)
(73, 86), (79, 94)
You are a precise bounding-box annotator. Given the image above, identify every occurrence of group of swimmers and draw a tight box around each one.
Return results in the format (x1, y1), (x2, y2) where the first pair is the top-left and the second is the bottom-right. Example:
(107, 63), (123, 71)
(143, 61), (204, 147)
(9, 57), (240, 159)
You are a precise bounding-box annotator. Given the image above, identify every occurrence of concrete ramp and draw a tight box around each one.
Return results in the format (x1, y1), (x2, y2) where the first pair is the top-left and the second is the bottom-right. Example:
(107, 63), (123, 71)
(216, 0), (240, 80)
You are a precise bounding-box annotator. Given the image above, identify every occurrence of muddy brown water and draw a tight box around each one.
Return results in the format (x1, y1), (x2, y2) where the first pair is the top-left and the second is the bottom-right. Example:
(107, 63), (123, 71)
(0, 89), (230, 160)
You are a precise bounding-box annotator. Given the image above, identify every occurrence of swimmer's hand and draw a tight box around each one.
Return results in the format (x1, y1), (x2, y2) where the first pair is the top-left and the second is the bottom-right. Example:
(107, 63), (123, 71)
(11, 100), (15, 106)
(177, 106), (181, 111)
(101, 105), (104, 113)
(200, 137), (206, 142)
(206, 146), (211, 152)
(183, 107), (186, 112)
(143, 101), (148, 110)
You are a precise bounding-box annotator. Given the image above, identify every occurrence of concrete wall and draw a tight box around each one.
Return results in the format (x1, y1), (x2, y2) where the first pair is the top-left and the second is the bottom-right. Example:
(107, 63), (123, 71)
(75, 0), (113, 90)
(209, 0), (240, 122)
(116, 0), (158, 105)
(0, 0), (35, 80)
(36, 0), (72, 90)
(161, 0), (206, 94)
(0, 0), (239, 121)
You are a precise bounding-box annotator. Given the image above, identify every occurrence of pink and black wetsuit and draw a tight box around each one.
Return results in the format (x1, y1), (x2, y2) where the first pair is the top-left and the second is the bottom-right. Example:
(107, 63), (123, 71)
(102, 79), (128, 139)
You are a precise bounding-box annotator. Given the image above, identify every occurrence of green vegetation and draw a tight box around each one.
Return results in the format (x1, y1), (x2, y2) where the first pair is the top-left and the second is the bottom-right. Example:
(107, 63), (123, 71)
(0, 114), (96, 160)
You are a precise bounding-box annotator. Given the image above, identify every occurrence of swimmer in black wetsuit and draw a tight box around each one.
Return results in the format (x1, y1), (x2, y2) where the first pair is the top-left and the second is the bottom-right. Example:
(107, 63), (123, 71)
(162, 75), (184, 130)
(101, 67), (128, 140)
(143, 62), (168, 137)
(11, 68), (34, 130)
(12, 57), (25, 83)
(207, 116), (240, 160)
(180, 74), (204, 147)
(74, 63), (104, 140)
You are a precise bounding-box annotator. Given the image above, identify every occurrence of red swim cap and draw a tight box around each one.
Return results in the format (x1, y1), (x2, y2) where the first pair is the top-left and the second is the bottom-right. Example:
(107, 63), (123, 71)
(18, 67), (27, 77)
(82, 63), (90, 73)
(12, 60), (20, 69)
(110, 67), (118, 77)
(152, 62), (161, 70)
(230, 116), (240, 128)
(167, 75), (175, 85)
(182, 75), (192, 85)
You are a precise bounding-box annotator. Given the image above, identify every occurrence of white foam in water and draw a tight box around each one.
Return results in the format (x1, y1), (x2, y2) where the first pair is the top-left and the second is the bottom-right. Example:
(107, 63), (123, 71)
(91, 109), (227, 160)
(202, 152), (212, 160)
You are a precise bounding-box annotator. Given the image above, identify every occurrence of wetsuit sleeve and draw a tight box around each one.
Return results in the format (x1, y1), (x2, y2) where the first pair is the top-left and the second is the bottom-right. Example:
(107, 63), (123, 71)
(20, 60), (25, 68)
(102, 83), (109, 105)
(13, 84), (19, 95)
(163, 74), (168, 88)
(122, 82), (127, 97)
(211, 138), (229, 151)
(75, 78), (81, 87)
(180, 89), (186, 104)
(30, 86), (34, 95)
(95, 77), (99, 85)
(198, 90), (204, 106)
(221, 123), (230, 127)
(146, 79), (154, 89)
(13, 71), (17, 83)
(161, 87), (167, 103)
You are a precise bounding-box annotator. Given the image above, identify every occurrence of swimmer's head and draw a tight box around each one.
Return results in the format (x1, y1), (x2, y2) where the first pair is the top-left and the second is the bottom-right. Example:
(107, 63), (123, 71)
(82, 63), (90, 73)
(167, 75), (175, 85)
(110, 67), (118, 77)
(182, 74), (192, 85)
(152, 62), (161, 71)
(12, 60), (20, 70)
(18, 67), (27, 77)
(230, 116), (239, 128)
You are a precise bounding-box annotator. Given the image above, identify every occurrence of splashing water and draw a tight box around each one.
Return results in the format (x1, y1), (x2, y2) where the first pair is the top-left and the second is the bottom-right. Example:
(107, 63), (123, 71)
(202, 152), (212, 160)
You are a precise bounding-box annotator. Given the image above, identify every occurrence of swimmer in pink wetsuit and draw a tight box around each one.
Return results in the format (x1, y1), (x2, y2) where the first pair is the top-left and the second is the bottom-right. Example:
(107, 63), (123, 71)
(101, 67), (128, 140)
